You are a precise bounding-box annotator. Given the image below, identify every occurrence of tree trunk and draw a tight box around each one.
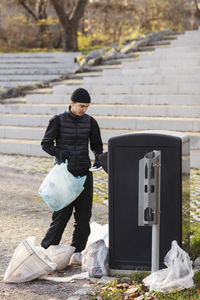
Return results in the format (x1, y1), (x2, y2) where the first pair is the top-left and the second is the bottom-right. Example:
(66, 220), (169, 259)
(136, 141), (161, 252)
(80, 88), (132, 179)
(50, 0), (88, 51)
(0, 26), (8, 43)
(62, 23), (78, 51)
(194, 0), (200, 27)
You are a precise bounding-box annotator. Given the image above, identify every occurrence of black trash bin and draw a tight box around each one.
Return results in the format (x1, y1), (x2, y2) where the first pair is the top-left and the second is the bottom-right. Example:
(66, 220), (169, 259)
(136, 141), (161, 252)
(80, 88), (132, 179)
(108, 130), (190, 272)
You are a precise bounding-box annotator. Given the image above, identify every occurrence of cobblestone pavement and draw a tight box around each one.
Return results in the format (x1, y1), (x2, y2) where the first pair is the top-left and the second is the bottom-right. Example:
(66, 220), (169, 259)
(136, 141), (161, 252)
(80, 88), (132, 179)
(0, 153), (108, 202)
(0, 154), (199, 223)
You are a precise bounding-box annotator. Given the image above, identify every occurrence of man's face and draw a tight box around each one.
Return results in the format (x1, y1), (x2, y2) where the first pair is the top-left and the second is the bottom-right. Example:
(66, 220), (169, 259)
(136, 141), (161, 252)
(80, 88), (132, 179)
(70, 101), (90, 116)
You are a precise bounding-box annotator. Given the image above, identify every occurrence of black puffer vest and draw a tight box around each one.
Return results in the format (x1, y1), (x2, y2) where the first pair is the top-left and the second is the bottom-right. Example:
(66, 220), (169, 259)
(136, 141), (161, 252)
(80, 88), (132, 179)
(56, 110), (91, 171)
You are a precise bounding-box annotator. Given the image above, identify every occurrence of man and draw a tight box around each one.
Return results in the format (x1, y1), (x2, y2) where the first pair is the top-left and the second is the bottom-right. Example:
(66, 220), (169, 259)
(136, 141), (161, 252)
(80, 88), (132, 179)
(40, 88), (103, 264)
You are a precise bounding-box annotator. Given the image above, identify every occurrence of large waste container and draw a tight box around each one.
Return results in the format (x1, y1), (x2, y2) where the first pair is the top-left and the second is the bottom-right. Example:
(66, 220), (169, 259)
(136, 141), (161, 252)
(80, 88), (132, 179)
(108, 130), (190, 271)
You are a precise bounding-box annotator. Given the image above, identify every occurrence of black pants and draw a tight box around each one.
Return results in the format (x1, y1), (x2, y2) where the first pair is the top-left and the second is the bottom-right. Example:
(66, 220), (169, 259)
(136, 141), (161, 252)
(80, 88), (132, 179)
(41, 171), (93, 252)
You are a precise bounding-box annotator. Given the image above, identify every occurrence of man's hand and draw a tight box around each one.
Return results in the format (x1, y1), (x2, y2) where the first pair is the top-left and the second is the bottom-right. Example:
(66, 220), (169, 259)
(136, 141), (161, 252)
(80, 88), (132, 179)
(89, 160), (102, 172)
(55, 149), (69, 162)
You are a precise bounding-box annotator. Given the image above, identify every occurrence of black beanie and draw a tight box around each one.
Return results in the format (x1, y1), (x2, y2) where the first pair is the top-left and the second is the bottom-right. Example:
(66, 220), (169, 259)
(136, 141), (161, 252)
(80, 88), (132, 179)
(71, 88), (91, 103)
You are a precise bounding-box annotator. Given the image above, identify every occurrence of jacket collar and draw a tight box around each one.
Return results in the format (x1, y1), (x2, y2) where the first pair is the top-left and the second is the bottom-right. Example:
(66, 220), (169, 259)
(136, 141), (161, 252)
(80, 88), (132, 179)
(67, 105), (83, 121)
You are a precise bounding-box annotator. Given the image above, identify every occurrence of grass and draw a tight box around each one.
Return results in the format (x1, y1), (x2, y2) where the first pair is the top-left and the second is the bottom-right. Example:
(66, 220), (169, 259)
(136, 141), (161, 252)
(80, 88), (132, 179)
(94, 270), (200, 299)
(190, 224), (200, 260)
(94, 222), (200, 299)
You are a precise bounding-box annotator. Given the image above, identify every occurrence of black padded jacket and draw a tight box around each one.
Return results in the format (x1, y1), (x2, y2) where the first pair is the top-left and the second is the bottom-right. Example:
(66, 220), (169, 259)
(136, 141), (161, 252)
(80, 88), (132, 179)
(41, 106), (103, 175)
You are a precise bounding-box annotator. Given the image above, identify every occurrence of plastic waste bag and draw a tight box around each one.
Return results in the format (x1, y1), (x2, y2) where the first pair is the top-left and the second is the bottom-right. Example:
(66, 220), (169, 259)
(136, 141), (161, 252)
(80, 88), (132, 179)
(143, 240), (194, 293)
(3, 237), (56, 283)
(43, 244), (75, 271)
(39, 160), (86, 211)
(86, 221), (109, 247)
(41, 272), (89, 282)
(82, 239), (109, 278)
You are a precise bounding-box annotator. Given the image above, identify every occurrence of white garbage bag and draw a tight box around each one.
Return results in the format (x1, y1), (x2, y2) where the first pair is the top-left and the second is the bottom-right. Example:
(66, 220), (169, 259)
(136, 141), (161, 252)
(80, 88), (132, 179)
(82, 239), (109, 278)
(143, 240), (194, 293)
(3, 237), (56, 283)
(38, 160), (86, 211)
(86, 221), (109, 247)
(44, 244), (75, 271)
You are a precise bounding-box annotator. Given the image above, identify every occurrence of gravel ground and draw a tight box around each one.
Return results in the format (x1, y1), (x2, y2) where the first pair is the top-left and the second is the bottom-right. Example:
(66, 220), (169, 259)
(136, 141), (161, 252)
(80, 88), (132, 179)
(0, 155), (108, 300)
(0, 154), (199, 300)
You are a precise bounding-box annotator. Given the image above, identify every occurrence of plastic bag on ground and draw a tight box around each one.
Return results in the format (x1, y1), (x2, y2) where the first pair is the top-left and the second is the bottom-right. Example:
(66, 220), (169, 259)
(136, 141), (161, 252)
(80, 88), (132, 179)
(3, 237), (56, 283)
(143, 240), (194, 293)
(43, 244), (75, 271)
(69, 252), (82, 265)
(86, 221), (109, 247)
(82, 239), (109, 278)
(41, 272), (89, 282)
(38, 160), (86, 211)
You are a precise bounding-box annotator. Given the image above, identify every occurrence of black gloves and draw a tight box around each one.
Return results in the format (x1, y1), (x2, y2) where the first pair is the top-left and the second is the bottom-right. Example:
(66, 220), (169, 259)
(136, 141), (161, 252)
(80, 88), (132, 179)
(89, 155), (102, 172)
(55, 148), (69, 163)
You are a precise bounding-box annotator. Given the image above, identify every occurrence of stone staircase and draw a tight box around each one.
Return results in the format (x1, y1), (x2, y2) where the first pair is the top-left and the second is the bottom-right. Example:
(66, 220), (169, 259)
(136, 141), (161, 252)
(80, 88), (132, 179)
(0, 52), (80, 87)
(0, 29), (200, 168)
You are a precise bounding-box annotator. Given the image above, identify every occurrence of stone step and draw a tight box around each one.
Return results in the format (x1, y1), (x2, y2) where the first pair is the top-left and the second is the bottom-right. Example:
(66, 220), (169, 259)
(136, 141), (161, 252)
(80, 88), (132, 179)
(0, 126), (124, 142)
(83, 74), (200, 84)
(139, 49), (200, 60)
(26, 88), (53, 94)
(0, 103), (66, 115)
(26, 93), (200, 104)
(103, 67), (200, 76)
(154, 47), (200, 55)
(0, 137), (199, 169)
(174, 30), (200, 38)
(0, 52), (80, 58)
(0, 113), (199, 131)
(0, 81), (47, 87)
(171, 39), (200, 45)
(52, 83), (200, 95)
(1, 103), (200, 118)
(0, 125), (45, 140)
(172, 37), (200, 43)
(122, 60), (200, 69)
(94, 116), (200, 131)
(171, 35), (200, 42)
(0, 60), (78, 66)
(179, 38), (200, 44)
(0, 138), (46, 156)
(0, 67), (77, 75)
(0, 74), (66, 81)
(50, 79), (83, 87)
(26, 94), (67, 104)
(0, 125), (200, 149)
(0, 138), (103, 160)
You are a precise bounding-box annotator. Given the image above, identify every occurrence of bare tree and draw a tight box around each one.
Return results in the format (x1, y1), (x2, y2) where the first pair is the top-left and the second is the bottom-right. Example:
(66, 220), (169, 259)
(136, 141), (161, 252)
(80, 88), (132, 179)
(50, 0), (89, 51)
(13, 0), (48, 22)
(0, 26), (8, 43)
(12, 0), (50, 46)
(194, 0), (200, 27)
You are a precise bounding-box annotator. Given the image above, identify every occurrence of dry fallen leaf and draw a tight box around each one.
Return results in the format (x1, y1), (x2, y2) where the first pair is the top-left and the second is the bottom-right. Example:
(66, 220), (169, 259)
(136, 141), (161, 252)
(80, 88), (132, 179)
(134, 295), (144, 300)
(125, 286), (139, 295)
